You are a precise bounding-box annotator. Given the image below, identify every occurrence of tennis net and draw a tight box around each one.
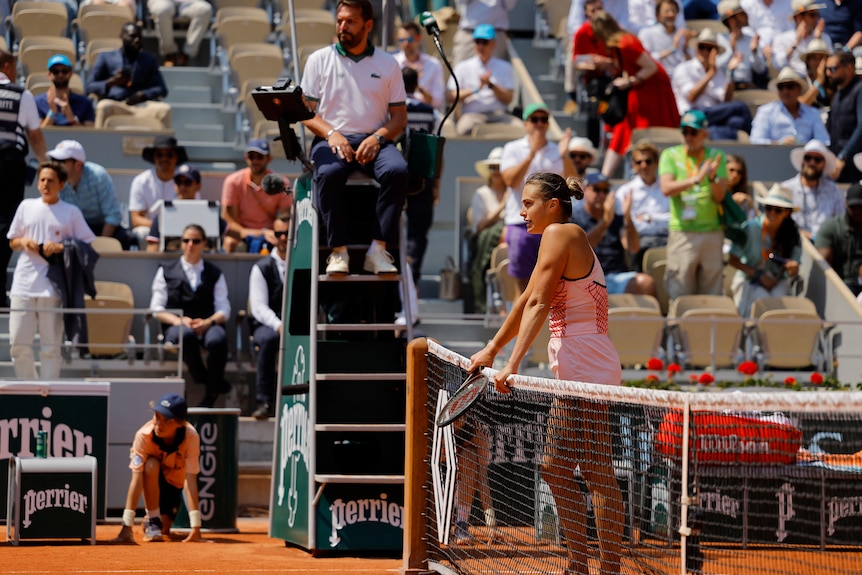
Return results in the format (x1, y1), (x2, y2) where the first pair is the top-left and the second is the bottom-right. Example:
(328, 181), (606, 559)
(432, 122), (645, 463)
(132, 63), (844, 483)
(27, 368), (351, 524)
(403, 339), (862, 575)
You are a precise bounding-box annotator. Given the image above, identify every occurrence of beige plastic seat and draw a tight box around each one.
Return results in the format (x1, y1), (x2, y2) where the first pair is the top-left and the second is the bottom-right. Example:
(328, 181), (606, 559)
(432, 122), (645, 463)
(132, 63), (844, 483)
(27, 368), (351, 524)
(76, 2), (135, 20)
(75, 11), (129, 43)
(281, 16), (336, 48)
(470, 123), (525, 139)
(215, 9), (271, 51)
(85, 280), (135, 357)
(749, 296), (826, 369)
(102, 115), (164, 130)
(733, 89), (777, 119)
(668, 295), (744, 369)
(277, 0), (329, 13)
(229, 43), (285, 96)
(19, 36), (76, 76)
(642, 246), (669, 314)
(215, 0), (263, 8)
(85, 38), (122, 70)
(90, 236), (123, 252)
(608, 294), (666, 367)
(296, 42), (328, 72)
(9, 2), (68, 39)
(483, 244), (510, 324)
(631, 127), (683, 147)
(26, 71), (85, 96)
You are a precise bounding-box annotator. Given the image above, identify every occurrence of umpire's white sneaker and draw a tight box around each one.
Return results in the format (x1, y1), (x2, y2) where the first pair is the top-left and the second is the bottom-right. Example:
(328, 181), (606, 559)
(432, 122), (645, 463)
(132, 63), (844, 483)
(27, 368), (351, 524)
(363, 248), (397, 274)
(325, 251), (349, 274)
(144, 517), (163, 542)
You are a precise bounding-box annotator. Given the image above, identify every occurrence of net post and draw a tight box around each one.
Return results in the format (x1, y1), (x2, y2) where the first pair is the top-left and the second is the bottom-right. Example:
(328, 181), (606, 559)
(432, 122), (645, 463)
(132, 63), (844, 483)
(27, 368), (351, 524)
(402, 337), (430, 575)
(679, 398), (692, 575)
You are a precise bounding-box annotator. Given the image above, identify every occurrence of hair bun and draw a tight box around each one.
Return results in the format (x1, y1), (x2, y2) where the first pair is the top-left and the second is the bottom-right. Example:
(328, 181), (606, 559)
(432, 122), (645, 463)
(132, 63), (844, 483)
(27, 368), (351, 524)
(566, 176), (584, 201)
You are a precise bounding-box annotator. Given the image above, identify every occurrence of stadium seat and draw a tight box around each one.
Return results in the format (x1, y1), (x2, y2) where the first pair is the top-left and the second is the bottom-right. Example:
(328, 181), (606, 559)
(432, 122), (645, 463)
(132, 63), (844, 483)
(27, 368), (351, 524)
(76, 2), (136, 21)
(296, 42), (328, 72)
(733, 89), (777, 120)
(280, 16), (336, 51)
(214, 8), (271, 52)
(215, 0), (263, 8)
(667, 295), (744, 369)
(630, 127), (683, 148)
(84, 280), (135, 358)
(19, 36), (76, 77)
(102, 115), (164, 130)
(608, 294), (666, 367)
(7, 2), (69, 42)
(74, 11), (130, 45)
(470, 123), (525, 139)
(642, 246), (668, 315)
(26, 71), (85, 96)
(685, 19), (729, 36)
(748, 296), (829, 370)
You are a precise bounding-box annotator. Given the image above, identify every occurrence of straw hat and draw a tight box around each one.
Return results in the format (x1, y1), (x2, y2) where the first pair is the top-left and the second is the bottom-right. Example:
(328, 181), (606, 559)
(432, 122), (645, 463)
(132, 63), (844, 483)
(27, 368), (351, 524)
(760, 184), (799, 211)
(790, 0), (826, 18)
(716, 0), (745, 21)
(567, 137), (599, 164)
(801, 38), (830, 62)
(474, 147), (503, 180)
(690, 28), (726, 55)
(789, 139), (837, 175)
(775, 66), (808, 90)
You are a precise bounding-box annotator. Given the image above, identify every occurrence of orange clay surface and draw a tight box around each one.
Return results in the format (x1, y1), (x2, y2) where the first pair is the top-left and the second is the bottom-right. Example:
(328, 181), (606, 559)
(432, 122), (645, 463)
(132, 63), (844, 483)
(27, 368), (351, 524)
(0, 518), (403, 575)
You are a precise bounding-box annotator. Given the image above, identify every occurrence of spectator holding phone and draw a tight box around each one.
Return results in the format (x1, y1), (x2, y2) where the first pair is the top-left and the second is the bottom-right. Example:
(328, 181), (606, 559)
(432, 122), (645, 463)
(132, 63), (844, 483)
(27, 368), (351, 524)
(727, 184), (801, 316)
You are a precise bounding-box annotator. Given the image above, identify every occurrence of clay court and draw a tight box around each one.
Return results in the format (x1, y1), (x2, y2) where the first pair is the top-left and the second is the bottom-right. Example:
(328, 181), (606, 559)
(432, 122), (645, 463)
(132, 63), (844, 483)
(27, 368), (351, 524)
(0, 518), (402, 574)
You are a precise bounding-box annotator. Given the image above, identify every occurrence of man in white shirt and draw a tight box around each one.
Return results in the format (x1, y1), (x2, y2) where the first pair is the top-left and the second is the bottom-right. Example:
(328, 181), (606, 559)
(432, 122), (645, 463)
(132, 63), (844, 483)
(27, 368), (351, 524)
(129, 136), (187, 248)
(248, 212), (288, 420)
(750, 66), (830, 144)
(772, 0), (833, 77)
(393, 22), (445, 110)
(614, 141), (670, 272)
(500, 103), (574, 294)
(781, 139), (846, 239)
(149, 224), (231, 408)
(716, 0), (768, 89)
(638, 0), (693, 78)
(672, 28), (753, 139)
(452, 0), (516, 64)
(447, 24), (520, 136)
(741, 0), (794, 55)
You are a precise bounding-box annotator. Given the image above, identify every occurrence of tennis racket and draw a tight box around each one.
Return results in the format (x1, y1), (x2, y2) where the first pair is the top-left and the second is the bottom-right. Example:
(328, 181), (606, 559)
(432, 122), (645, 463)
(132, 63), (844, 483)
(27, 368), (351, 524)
(435, 371), (489, 427)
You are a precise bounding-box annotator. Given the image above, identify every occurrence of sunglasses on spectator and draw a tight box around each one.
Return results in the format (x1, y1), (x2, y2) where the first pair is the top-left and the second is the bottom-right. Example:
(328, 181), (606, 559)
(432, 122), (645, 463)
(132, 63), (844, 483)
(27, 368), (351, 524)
(247, 152), (266, 160)
(592, 186), (610, 194)
(697, 44), (714, 52)
(50, 67), (72, 75)
(764, 205), (789, 214)
(826, 66), (841, 73)
(681, 127), (699, 137)
(803, 154), (824, 163)
(529, 115), (549, 124)
(181, 238), (203, 244)
(633, 158), (654, 165)
(175, 178), (195, 186)
(273, 231), (288, 238)
(489, 165), (500, 172)
(777, 83), (798, 91)
(474, 39), (490, 45)
(570, 152), (592, 160)
(397, 37), (414, 44)
(154, 151), (176, 159)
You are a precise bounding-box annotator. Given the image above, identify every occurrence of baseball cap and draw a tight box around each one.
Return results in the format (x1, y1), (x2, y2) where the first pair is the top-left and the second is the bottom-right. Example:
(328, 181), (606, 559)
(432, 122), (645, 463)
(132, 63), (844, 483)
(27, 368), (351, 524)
(585, 172), (609, 187)
(680, 110), (708, 130)
(174, 163), (201, 183)
(245, 138), (270, 155)
(847, 183), (862, 207)
(47, 140), (86, 162)
(47, 54), (71, 70)
(522, 102), (550, 121)
(473, 24), (496, 41)
(152, 393), (187, 420)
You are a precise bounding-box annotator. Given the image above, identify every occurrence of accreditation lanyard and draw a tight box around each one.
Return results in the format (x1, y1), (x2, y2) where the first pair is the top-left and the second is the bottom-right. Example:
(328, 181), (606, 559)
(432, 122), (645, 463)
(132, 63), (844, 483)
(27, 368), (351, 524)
(681, 149), (705, 221)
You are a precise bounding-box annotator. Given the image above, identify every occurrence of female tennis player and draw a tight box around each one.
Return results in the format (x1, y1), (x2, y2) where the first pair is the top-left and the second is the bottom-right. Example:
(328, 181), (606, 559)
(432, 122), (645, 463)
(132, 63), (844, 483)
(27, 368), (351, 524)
(469, 172), (624, 575)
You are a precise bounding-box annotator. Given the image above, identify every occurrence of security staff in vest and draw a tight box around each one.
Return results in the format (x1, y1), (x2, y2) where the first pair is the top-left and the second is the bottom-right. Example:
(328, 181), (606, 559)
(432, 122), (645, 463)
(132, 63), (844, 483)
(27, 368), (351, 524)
(149, 224), (231, 408)
(403, 66), (440, 284)
(826, 50), (862, 183)
(249, 211), (288, 420)
(0, 50), (48, 308)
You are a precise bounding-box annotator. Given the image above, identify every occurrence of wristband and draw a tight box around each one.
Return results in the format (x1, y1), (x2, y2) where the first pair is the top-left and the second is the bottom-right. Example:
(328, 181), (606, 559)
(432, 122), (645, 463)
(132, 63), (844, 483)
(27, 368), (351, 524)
(325, 128), (335, 140)
(122, 509), (136, 527)
(189, 509), (201, 528)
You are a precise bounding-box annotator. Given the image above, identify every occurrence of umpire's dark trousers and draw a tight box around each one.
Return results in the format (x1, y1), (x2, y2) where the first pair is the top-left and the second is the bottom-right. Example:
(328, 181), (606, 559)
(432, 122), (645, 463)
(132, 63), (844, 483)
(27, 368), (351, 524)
(252, 324), (279, 404)
(311, 134), (408, 248)
(0, 149), (27, 307)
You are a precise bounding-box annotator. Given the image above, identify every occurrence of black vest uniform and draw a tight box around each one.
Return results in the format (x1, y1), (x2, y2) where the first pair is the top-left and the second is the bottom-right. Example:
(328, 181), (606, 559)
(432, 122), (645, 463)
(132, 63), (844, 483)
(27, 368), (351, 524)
(828, 75), (862, 182)
(161, 259), (222, 329)
(250, 256), (284, 332)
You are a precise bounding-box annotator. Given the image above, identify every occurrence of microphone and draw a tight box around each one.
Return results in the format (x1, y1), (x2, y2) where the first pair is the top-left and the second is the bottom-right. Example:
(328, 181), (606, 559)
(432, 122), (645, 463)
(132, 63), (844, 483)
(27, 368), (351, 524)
(262, 173), (287, 195)
(420, 11), (440, 38)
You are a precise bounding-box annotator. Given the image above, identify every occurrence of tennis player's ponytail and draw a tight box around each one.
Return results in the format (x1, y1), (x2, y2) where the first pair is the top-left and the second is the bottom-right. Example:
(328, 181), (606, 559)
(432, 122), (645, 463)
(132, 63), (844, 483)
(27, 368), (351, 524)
(526, 172), (584, 218)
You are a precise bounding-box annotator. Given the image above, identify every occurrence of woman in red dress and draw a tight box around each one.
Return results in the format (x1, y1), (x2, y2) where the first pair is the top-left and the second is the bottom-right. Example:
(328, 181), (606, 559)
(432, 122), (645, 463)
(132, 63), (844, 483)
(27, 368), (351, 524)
(591, 10), (681, 177)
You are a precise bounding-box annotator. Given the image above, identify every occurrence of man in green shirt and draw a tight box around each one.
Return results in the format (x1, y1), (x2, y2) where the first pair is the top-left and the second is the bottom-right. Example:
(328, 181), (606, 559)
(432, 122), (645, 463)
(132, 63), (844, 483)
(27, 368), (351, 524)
(658, 110), (728, 300)
(815, 182), (862, 296)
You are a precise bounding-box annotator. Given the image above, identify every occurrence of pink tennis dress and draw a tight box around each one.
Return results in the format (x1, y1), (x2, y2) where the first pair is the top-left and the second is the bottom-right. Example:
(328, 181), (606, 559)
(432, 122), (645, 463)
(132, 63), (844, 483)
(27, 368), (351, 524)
(547, 253), (622, 386)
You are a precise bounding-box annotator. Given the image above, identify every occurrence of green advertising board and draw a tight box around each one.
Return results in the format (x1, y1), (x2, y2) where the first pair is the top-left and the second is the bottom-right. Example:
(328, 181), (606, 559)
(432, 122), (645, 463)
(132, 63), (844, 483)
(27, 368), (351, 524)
(315, 484), (405, 551)
(270, 389), (310, 545)
(0, 385), (109, 518)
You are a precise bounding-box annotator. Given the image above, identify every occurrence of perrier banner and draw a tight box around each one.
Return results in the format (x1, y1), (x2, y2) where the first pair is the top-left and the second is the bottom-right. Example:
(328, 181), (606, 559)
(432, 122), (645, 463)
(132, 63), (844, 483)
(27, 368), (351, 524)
(0, 383), (109, 518)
